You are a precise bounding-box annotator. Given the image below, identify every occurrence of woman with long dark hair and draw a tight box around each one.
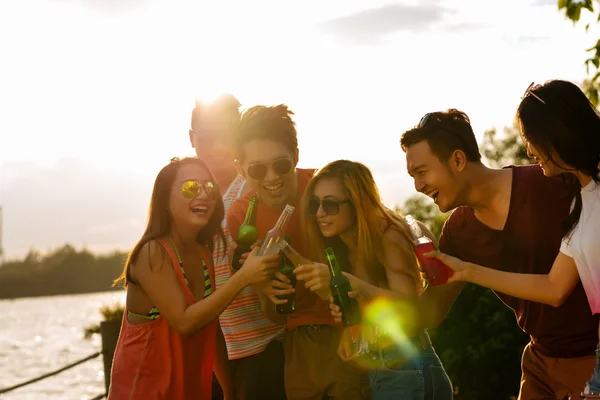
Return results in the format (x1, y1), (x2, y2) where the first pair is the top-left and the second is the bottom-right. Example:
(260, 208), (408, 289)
(299, 159), (453, 400)
(108, 157), (279, 400)
(426, 80), (600, 399)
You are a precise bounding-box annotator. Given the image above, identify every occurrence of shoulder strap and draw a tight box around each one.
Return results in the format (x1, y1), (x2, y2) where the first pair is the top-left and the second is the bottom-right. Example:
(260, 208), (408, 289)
(157, 238), (188, 288)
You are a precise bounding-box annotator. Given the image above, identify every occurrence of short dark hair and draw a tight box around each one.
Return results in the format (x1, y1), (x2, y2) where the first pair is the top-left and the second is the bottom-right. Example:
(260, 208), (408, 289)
(400, 109), (482, 163)
(234, 104), (298, 162)
(190, 94), (241, 131)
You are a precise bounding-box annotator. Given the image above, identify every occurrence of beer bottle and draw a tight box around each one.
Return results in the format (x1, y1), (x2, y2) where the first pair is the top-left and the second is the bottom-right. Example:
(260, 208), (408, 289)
(276, 237), (297, 314)
(231, 197), (259, 271)
(326, 247), (361, 327)
(258, 204), (295, 256)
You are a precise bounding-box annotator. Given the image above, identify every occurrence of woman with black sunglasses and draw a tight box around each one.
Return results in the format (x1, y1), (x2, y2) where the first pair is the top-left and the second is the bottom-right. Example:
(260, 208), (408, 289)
(300, 159), (453, 400)
(108, 157), (280, 400)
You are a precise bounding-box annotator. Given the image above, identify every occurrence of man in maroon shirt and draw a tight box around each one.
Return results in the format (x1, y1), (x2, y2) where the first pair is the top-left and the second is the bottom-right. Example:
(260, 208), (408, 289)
(400, 109), (598, 399)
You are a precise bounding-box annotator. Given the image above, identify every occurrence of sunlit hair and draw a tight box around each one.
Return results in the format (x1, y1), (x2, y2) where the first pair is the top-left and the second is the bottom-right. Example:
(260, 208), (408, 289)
(400, 109), (482, 163)
(301, 160), (421, 288)
(190, 94), (241, 140)
(114, 157), (226, 287)
(233, 104), (298, 162)
(517, 79), (600, 236)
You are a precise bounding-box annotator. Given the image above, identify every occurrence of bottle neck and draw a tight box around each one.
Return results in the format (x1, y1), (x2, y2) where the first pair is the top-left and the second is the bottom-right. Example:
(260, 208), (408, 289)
(408, 222), (423, 240)
(244, 199), (258, 225)
(274, 209), (292, 231)
(326, 256), (341, 277)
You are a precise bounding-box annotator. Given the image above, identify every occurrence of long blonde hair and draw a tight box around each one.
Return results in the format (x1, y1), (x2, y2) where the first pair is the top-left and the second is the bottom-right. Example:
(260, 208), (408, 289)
(301, 160), (420, 288)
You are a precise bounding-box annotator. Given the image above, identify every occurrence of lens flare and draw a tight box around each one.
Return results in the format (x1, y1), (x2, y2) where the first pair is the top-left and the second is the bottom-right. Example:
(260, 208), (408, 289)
(337, 297), (419, 369)
(365, 297), (418, 359)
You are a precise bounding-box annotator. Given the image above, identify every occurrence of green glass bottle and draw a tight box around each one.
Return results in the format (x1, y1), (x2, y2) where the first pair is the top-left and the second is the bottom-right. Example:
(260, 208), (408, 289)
(326, 247), (361, 326)
(231, 197), (258, 271)
(276, 236), (297, 314)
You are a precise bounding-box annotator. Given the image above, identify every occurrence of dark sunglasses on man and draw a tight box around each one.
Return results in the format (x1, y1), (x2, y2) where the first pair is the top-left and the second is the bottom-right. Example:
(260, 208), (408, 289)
(238, 157), (294, 180)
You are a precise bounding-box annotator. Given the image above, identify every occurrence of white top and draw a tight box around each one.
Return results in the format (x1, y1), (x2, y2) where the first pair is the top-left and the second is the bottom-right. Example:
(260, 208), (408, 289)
(560, 175), (600, 314)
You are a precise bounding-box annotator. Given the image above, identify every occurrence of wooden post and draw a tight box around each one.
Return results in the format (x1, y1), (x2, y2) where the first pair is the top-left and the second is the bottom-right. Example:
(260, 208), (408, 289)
(100, 319), (122, 394)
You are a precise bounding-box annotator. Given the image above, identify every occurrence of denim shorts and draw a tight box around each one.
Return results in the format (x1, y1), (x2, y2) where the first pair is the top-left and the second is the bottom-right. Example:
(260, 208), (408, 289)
(368, 340), (453, 400)
(586, 342), (600, 394)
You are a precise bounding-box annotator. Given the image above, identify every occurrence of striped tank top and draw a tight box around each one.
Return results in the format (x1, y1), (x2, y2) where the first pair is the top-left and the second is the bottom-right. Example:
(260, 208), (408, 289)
(213, 175), (285, 360)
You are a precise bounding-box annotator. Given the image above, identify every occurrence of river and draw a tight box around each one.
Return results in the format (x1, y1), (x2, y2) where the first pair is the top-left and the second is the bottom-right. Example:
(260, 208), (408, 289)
(0, 291), (125, 400)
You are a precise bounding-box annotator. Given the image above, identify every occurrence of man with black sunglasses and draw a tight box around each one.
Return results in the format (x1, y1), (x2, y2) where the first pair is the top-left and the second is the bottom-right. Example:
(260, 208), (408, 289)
(399, 108), (598, 400)
(227, 104), (367, 399)
(190, 95), (284, 400)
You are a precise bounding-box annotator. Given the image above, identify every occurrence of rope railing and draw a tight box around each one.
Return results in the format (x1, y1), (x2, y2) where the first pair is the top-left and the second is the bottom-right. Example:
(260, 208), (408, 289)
(0, 351), (105, 399)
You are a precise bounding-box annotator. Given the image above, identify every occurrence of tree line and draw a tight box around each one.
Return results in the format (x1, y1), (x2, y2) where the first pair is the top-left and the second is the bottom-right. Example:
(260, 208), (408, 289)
(0, 244), (126, 299)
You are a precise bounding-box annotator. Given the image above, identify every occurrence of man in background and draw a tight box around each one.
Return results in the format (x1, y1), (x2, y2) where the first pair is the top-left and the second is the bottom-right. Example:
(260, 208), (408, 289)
(190, 95), (287, 399)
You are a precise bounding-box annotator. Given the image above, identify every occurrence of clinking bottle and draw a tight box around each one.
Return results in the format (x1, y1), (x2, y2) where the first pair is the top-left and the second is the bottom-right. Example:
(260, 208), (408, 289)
(257, 204), (295, 257)
(326, 247), (361, 327)
(275, 237), (298, 314)
(405, 214), (453, 286)
(231, 197), (259, 271)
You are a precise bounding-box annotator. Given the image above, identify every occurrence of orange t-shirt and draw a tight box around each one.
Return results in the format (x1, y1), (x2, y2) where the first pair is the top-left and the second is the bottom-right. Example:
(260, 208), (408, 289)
(227, 168), (335, 330)
(108, 239), (217, 400)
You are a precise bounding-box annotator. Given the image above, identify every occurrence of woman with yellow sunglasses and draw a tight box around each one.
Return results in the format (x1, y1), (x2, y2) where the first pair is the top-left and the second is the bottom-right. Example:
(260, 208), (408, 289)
(108, 157), (280, 400)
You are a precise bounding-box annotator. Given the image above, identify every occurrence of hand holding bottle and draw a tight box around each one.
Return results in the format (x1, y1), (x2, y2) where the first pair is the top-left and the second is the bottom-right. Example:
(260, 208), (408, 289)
(236, 247), (281, 286)
(423, 250), (474, 283)
(294, 262), (331, 299)
(228, 240), (262, 273)
(336, 327), (373, 370)
(328, 289), (364, 324)
(262, 271), (295, 305)
(405, 215), (453, 286)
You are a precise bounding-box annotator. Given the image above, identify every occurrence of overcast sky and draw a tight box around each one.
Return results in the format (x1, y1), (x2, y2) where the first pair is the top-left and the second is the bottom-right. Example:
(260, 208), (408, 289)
(0, 0), (596, 259)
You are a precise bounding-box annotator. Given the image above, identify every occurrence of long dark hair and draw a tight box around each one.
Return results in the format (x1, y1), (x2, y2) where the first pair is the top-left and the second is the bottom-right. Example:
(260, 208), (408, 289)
(517, 80), (600, 236)
(114, 157), (226, 287)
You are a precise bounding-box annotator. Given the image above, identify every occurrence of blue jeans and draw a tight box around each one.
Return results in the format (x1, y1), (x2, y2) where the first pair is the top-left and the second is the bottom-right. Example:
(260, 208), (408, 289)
(368, 343), (453, 400)
(586, 343), (600, 394)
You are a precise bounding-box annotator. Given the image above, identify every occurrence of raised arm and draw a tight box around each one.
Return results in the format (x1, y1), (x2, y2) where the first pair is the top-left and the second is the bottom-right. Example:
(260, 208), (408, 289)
(426, 250), (580, 308)
(132, 240), (279, 337)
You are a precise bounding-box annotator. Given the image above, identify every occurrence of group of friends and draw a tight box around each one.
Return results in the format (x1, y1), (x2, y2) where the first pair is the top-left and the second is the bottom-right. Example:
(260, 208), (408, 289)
(104, 79), (600, 400)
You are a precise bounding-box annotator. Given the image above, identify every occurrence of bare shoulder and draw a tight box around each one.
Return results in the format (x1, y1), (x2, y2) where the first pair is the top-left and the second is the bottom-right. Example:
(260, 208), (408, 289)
(382, 226), (416, 267)
(130, 239), (171, 279)
(383, 225), (410, 247)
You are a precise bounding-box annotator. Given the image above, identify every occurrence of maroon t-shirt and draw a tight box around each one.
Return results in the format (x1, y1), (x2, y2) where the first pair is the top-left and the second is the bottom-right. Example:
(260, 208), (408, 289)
(440, 164), (598, 358)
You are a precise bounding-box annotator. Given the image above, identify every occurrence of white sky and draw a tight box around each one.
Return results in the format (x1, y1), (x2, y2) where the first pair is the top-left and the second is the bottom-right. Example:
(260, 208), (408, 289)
(0, 0), (597, 259)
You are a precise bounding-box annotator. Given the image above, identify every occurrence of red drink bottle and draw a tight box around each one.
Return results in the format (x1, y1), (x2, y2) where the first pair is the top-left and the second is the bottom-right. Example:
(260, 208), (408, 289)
(405, 215), (453, 286)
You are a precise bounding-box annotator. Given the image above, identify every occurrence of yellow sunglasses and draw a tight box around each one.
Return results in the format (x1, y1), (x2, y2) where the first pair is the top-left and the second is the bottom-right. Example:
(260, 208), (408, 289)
(179, 180), (217, 199)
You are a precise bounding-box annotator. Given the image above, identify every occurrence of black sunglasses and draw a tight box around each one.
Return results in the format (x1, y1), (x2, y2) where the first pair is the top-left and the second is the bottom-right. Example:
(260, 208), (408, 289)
(243, 157), (293, 180)
(416, 112), (475, 153)
(417, 112), (442, 129)
(309, 198), (351, 216)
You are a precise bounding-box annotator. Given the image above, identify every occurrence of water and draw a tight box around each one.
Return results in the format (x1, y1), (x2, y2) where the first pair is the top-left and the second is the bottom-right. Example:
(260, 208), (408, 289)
(0, 291), (125, 400)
